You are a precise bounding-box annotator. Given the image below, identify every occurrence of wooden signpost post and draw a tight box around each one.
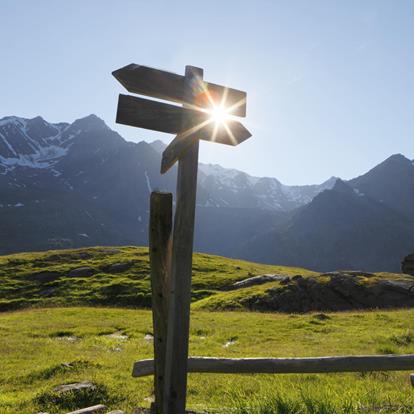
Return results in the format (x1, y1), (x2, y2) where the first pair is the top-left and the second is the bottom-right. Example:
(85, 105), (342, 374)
(113, 63), (251, 414)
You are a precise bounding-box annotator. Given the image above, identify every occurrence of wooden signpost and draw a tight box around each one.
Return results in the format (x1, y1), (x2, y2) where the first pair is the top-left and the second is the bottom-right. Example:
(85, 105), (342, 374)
(113, 63), (251, 414)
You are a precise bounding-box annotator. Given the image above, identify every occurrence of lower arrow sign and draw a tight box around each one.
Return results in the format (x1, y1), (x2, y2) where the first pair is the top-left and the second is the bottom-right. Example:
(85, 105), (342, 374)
(116, 94), (251, 148)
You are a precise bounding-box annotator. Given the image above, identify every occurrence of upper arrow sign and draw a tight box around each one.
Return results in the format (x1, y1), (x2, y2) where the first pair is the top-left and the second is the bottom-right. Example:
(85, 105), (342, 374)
(113, 64), (247, 117)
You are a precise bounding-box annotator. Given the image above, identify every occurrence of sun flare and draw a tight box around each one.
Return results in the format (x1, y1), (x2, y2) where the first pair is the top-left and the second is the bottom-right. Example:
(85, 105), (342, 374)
(208, 104), (230, 126)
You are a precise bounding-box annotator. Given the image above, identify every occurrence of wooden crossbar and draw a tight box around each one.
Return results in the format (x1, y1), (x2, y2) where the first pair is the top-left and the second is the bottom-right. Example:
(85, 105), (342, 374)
(132, 355), (414, 377)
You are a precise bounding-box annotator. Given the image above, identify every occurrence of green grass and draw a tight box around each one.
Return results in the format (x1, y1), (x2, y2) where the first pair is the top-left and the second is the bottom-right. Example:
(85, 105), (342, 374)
(2, 247), (414, 412)
(0, 246), (316, 312)
(1, 246), (412, 313)
(2, 307), (414, 413)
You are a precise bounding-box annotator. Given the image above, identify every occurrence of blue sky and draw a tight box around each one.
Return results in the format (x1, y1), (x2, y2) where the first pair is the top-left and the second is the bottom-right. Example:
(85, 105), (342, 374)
(1, 0), (413, 184)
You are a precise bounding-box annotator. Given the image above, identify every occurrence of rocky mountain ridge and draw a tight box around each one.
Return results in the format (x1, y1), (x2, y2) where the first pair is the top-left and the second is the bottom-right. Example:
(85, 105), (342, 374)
(1, 114), (413, 272)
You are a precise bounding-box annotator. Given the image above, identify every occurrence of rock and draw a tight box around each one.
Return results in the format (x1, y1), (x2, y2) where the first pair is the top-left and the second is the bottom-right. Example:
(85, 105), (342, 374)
(243, 272), (414, 313)
(280, 277), (290, 285)
(67, 267), (96, 277)
(291, 275), (303, 281)
(57, 335), (79, 342)
(53, 381), (96, 394)
(104, 262), (133, 273)
(321, 271), (374, 278)
(223, 339), (237, 348)
(231, 274), (292, 289)
(378, 280), (414, 294)
(67, 405), (106, 414)
(402, 254), (414, 276)
(106, 332), (128, 340)
(27, 271), (61, 282)
(100, 248), (120, 255)
(313, 313), (331, 321)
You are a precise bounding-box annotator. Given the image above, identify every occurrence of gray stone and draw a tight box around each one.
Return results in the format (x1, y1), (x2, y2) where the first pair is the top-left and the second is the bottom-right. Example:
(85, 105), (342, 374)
(321, 271), (374, 278)
(105, 262), (133, 273)
(53, 381), (95, 394)
(27, 271), (61, 282)
(402, 254), (414, 276)
(378, 280), (414, 294)
(232, 274), (291, 289)
(67, 267), (96, 277)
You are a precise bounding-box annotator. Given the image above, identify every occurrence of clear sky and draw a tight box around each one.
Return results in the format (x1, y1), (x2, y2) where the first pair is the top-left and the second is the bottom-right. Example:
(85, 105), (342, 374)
(1, 0), (413, 185)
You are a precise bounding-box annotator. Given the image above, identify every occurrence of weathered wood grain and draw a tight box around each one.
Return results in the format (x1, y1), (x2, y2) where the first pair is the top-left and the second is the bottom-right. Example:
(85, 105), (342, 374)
(66, 405), (106, 414)
(149, 192), (173, 414)
(133, 355), (414, 377)
(112, 63), (246, 117)
(160, 119), (251, 174)
(163, 66), (203, 414)
(116, 94), (251, 153)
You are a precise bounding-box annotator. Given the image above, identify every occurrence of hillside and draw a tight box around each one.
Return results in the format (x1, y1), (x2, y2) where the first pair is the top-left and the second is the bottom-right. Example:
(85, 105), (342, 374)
(1, 246), (414, 313)
(241, 179), (414, 271)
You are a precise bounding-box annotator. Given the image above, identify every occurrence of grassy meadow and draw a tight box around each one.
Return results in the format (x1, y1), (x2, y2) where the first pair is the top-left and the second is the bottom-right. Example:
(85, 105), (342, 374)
(0, 246), (317, 312)
(1, 247), (414, 413)
(1, 307), (414, 413)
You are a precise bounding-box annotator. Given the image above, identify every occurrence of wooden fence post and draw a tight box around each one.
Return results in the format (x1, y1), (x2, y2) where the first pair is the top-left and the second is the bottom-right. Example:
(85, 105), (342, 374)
(149, 192), (173, 414)
(163, 66), (203, 414)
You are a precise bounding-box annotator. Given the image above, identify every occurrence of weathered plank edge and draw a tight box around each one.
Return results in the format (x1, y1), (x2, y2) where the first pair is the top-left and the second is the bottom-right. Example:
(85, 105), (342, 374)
(132, 355), (414, 377)
(148, 192), (173, 414)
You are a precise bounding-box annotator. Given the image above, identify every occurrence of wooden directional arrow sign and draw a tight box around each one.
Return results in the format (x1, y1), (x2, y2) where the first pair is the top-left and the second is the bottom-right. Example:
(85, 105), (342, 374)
(113, 64), (251, 174)
(116, 94), (251, 173)
(113, 64), (247, 117)
(113, 64), (252, 414)
(116, 94), (251, 145)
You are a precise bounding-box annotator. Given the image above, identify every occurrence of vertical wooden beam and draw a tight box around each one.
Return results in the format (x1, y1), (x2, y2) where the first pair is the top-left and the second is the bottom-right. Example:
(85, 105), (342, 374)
(149, 192), (173, 414)
(163, 66), (203, 414)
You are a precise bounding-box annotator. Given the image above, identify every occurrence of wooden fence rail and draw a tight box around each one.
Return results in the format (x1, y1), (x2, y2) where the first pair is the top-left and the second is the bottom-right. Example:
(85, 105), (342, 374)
(132, 355), (414, 378)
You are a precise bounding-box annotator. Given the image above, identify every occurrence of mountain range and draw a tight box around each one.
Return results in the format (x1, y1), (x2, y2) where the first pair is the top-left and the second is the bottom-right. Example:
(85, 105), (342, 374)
(1, 114), (413, 272)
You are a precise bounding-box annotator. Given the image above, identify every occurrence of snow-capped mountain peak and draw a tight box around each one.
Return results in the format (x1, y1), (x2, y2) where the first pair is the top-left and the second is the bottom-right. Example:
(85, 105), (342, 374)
(0, 115), (109, 174)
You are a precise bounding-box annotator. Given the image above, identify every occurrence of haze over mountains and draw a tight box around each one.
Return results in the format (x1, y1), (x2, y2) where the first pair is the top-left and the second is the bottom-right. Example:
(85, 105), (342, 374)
(1, 114), (413, 272)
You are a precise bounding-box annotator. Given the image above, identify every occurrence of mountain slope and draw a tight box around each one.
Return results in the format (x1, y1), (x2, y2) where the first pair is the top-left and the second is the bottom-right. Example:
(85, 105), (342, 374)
(1, 114), (413, 272)
(0, 114), (329, 257)
(0, 115), (176, 253)
(350, 154), (414, 219)
(150, 140), (338, 211)
(242, 180), (414, 271)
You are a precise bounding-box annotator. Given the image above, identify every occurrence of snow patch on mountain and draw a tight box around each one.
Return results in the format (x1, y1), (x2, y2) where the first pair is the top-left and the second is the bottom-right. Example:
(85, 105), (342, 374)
(199, 163), (338, 210)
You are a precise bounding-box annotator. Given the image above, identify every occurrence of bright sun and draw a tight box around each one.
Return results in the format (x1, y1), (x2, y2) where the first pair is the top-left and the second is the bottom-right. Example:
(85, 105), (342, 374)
(209, 104), (230, 125)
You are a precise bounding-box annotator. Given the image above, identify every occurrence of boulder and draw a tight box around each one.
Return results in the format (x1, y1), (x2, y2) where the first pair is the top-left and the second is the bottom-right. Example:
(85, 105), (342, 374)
(104, 262), (133, 273)
(243, 273), (414, 313)
(402, 254), (414, 276)
(53, 381), (96, 394)
(321, 271), (374, 278)
(231, 274), (291, 289)
(67, 267), (96, 277)
(27, 271), (61, 282)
